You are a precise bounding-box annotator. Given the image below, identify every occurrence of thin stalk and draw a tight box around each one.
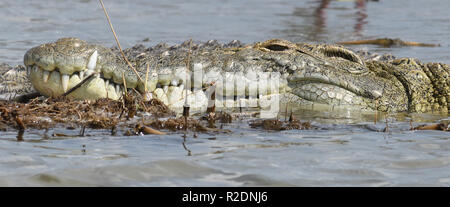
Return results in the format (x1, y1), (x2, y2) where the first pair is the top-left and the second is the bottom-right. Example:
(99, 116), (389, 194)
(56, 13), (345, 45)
(62, 73), (96, 97)
(121, 71), (128, 96)
(99, 0), (144, 85)
(145, 63), (150, 97)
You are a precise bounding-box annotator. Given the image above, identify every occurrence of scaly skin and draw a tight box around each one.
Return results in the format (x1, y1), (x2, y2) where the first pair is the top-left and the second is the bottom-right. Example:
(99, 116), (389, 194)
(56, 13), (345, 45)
(2, 37), (449, 113)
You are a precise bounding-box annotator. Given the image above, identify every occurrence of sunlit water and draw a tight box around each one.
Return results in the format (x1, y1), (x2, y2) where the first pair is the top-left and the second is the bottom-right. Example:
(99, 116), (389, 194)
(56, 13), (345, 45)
(0, 0), (449, 186)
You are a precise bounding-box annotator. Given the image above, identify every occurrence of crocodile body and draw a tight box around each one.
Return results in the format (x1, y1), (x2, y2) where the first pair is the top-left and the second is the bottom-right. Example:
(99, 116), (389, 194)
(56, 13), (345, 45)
(1, 37), (449, 113)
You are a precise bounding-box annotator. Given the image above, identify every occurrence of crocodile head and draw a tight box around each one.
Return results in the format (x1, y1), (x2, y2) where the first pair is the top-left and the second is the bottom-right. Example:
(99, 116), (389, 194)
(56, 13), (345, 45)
(265, 41), (410, 112)
(23, 37), (143, 100)
(254, 39), (447, 113)
(23, 38), (448, 113)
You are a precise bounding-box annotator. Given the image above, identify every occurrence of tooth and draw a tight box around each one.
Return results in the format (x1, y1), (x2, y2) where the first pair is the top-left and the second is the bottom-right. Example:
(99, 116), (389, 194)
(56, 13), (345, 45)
(87, 50), (98, 72)
(158, 74), (171, 86)
(163, 85), (168, 94)
(79, 71), (84, 80)
(171, 79), (178, 86)
(167, 86), (183, 105)
(105, 79), (109, 88)
(61, 74), (69, 92)
(154, 88), (168, 105)
(26, 66), (31, 76)
(33, 65), (39, 73)
(115, 85), (120, 95)
(42, 70), (50, 83)
(107, 83), (117, 99)
(119, 85), (124, 95)
(85, 69), (93, 77)
(146, 92), (153, 100)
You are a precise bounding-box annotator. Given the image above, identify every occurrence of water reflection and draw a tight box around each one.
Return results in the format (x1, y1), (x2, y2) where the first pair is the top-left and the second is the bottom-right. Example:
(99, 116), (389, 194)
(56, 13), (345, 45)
(313, 0), (330, 32)
(353, 0), (370, 36)
(16, 129), (24, 142)
(286, 0), (378, 42)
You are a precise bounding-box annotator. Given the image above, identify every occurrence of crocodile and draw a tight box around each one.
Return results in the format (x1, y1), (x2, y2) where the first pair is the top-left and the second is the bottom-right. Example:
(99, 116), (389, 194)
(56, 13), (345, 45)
(1, 37), (449, 113)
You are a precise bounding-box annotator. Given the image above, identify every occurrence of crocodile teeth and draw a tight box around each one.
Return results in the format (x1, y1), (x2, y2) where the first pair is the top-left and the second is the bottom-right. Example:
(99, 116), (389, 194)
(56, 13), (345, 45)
(79, 71), (84, 80)
(61, 74), (69, 92)
(171, 79), (178, 86)
(118, 86), (124, 97)
(26, 66), (31, 76)
(115, 85), (121, 96)
(105, 79), (109, 89)
(145, 92), (152, 100)
(42, 70), (50, 83)
(85, 70), (93, 77)
(87, 50), (98, 72)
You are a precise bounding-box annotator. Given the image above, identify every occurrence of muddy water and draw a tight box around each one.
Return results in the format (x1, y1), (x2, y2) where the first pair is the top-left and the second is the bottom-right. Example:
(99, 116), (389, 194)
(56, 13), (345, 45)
(0, 0), (449, 186)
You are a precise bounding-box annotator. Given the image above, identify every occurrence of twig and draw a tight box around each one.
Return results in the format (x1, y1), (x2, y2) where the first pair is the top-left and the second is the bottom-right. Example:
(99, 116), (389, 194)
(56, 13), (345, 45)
(289, 107), (294, 122)
(284, 103), (288, 122)
(374, 99), (378, 125)
(144, 63), (150, 100)
(61, 73), (96, 97)
(183, 39), (192, 132)
(182, 135), (192, 156)
(120, 71), (128, 113)
(137, 123), (166, 135)
(413, 123), (448, 131)
(99, 0), (144, 85)
(337, 38), (439, 47)
(79, 125), (86, 137)
(121, 71), (128, 96)
(384, 115), (389, 133)
(16, 129), (24, 142)
(13, 112), (26, 130)
(206, 83), (216, 113)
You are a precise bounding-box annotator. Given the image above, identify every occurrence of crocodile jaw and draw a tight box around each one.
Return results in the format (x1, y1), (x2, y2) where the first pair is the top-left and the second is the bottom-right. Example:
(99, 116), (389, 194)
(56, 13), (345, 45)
(25, 56), (211, 112)
(287, 63), (409, 111)
(26, 48), (122, 100)
(28, 65), (122, 100)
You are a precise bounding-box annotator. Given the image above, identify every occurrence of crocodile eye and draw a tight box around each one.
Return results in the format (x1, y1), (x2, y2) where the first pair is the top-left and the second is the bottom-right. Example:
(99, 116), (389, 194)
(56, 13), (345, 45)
(320, 46), (365, 66)
(264, 44), (289, 51)
(258, 39), (296, 52)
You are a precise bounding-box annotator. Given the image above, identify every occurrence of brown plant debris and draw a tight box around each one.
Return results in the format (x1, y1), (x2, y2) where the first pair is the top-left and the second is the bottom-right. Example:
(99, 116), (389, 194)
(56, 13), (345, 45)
(202, 111), (233, 124)
(0, 92), (240, 136)
(145, 117), (231, 133)
(337, 38), (440, 47)
(0, 93), (173, 132)
(249, 118), (312, 131)
(135, 123), (166, 135)
(412, 123), (449, 131)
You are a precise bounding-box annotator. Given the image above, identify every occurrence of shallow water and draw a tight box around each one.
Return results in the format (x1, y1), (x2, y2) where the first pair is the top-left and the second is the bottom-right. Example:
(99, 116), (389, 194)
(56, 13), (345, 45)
(0, 112), (448, 187)
(0, 0), (449, 186)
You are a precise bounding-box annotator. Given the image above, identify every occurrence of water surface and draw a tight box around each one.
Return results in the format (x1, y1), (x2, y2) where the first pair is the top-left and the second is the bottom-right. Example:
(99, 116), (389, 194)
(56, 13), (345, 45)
(0, 0), (449, 186)
(1, 0), (449, 65)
